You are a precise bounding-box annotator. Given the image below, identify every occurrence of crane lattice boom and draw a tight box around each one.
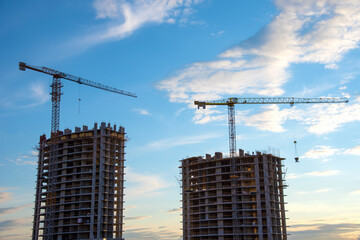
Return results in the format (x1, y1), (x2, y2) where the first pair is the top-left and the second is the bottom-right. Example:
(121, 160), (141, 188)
(19, 62), (137, 133)
(19, 62), (137, 98)
(195, 97), (349, 108)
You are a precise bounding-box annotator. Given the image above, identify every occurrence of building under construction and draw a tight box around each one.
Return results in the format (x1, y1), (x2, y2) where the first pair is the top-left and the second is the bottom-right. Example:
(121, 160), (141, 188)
(32, 122), (125, 240)
(180, 150), (287, 240)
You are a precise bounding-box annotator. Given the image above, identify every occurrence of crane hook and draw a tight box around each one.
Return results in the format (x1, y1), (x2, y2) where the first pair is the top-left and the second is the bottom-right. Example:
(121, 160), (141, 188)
(294, 140), (299, 163)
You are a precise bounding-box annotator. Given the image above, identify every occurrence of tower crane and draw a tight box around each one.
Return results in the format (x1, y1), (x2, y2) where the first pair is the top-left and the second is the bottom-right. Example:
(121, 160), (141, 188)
(195, 97), (349, 158)
(19, 62), (136, 240)
(19, 62), (137, 134)
(195, 97), (348, 240)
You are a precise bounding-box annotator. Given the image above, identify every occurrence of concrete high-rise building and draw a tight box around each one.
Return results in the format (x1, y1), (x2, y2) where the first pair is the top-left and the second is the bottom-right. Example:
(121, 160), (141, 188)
(32, 123), (125, 240)
(180, 150), (287, 240)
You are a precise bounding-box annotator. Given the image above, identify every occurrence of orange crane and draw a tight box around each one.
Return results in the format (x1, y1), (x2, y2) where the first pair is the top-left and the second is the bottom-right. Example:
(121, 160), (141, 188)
(19, 62), (137, 134)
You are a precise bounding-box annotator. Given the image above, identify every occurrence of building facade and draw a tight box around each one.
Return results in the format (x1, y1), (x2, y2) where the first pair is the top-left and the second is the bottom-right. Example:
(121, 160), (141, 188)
(32, 122), (125, 240)
(180, 150), (287, 240)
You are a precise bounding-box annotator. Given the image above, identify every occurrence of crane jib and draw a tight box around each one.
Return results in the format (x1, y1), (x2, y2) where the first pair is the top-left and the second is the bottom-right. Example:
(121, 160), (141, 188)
(19, 61), (137, 133)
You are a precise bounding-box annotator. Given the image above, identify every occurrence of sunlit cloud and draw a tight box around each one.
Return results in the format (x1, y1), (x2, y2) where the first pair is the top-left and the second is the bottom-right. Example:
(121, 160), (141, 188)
(158, 0), (360, 133)
(350, 190), (360, 195)
(305, 170), (339, 177)
(286, 173), (300, 179)
(288, 223), (360, 240)
(302, 145), (340, 159)
(0, 204), (33, 216)
(125, 168), (171, 200)
(167, 208), (181, 213)
(125, 215), (151, 221)
(124, 225), (181, 240)
(297, 188), (331, 194)
(75, 0), (203, 49)
(0, 192), (13, 204)
(345, 146), (360, 155)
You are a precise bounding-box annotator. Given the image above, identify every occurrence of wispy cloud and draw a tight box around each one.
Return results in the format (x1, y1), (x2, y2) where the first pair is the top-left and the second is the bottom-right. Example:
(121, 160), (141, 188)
(350, 190), (360, 195)
(75, 0), (203, 49)
(125, 168), (171, 200)
(133, 108), (150, 115)
(286, 170), (340, 180)
(124, 226), (181, 240)
(305, 170), (339, 177)
(0, 204), (33, 216)
(158, 0), (360, 129)
(7, 150), (38, 166)
(167, 208), (181, 213)
(0, 81), (50, 110)
(288, 223), (360, 240)
(144, 133), (222, 150)
(0, 192), (13, 204)
(125, 215), (151, 221)
(297, 188), (331, 195)
(302, 145), (340, 159)
(210, 30), (225, 37)
(125, 205), (138, 210)
(345, 146), (360, 155)
(287, 173), (300, 179)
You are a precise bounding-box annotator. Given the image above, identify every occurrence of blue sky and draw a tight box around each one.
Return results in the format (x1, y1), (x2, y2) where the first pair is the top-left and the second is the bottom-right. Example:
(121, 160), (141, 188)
(1, 0), (360, 239)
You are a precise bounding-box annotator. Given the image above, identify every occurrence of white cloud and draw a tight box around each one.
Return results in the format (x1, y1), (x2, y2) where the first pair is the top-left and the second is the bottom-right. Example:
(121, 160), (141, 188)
(158, 0), (360, 126)
(144, 133), (222, 150)
(297, 188), (331, 194)
(212, 99), (359, 135)
(305, 170), (339, 176)
(0, 81), (50, 110)
(125, 168), (171, 200)
(133, 108), (150, 115)
(125, 215), (151, 220)
(7, 158), (37, 166)
(0, 192), (13, 204)
(302, 145), (340, 159)
(350, 190), (360, 195)
(295, 101), (360, 134)
(344, 146), (360, 155)
(83, 0), (202, 47)
(287, 173), (300, 179)
(166, 207), (181, 213)
(7, 150), (38, 166)
(239, 105), (294, 132)
(210, 30), (225, 37)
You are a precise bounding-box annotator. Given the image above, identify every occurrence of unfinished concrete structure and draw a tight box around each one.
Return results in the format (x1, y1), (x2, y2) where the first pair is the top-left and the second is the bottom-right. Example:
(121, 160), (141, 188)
(32, 123), (125, 240)
(180, 150), (287, 240)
